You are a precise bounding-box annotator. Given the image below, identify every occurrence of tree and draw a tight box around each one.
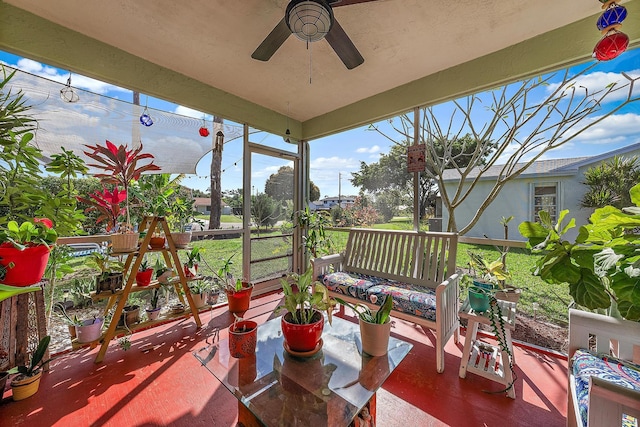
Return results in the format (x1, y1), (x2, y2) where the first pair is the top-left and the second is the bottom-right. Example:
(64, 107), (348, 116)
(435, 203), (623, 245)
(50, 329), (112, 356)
(581, 155), (640, 209)
(373, 64), (640, 233)
(209, 116), (224, 229)
(223, 188), (243, 213)
(351, 137), (482, 219)
(264, 166), (321, 202)
(251, 193), (278, 233)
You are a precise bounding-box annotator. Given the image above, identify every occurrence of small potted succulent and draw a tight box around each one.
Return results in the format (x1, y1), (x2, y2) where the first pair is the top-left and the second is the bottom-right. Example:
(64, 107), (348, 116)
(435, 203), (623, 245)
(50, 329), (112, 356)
(275, 268), (337, 355)
(135, 258), (154, 287)
(54, 302), (83, 340)
(168, 197), (200, 248)
(189, 278), (211, 308)
(146, 288), (162, 321)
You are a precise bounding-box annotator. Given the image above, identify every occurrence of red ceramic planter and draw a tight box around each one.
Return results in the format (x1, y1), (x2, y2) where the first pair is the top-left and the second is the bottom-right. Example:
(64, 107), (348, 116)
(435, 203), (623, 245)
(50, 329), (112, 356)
(228, 320), (258, 358)
(0, 244), (50, 287)
(149, 236), (166, 249)
(184, 263), (198, 278)
(226, 283), (253, 315)
(281, 311), (324, 352)
(135, 269), (153, 287)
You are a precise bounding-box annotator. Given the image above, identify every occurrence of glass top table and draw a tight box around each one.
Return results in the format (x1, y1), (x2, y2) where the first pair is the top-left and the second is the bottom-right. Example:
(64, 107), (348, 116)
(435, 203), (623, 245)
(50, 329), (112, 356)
(194, 315), (413, 426)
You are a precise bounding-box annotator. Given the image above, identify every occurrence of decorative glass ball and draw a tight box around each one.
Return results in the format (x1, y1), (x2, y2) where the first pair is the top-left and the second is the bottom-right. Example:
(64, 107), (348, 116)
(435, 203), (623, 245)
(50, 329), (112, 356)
(139, 114), (153, 127)
(597, 3), (627, 31)
(199, 126), (210, 137)
(593, 30), (629, 61)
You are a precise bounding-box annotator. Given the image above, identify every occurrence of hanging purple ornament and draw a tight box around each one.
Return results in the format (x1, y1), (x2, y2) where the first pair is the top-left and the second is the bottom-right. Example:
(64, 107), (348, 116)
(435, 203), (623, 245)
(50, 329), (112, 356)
(597, 3), (627, 31)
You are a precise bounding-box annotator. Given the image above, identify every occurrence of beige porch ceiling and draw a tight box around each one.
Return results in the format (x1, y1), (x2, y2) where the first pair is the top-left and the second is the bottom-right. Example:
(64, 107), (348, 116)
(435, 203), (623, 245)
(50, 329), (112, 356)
(0, 0), (639, 142)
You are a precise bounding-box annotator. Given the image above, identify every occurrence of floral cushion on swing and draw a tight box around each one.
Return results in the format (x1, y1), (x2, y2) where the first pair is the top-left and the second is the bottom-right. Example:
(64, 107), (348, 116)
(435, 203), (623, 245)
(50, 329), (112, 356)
(571, 349), (640, 427)
(321, 271), (438, 322)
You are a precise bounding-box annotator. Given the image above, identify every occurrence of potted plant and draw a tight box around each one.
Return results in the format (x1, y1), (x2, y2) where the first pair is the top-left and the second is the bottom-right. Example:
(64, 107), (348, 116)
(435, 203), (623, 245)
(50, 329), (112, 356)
(215, 253), (253, 315)
(228, 315), (257, 358)
(76, 316), (104, 344)
(119, 304), (140, 327)
(184, 246), (203, 278)
(135, 258), (154, 287)
(146, 288), (162, 321)
(154, 259), (174, 285)
(82, 140), (161, 252)
(189, 278), (211, 308)
(519, 183), (640, 321)
(8, 335), (52, 401)
(465, 250), (520, 311)
(207, 279), (221, 305)
(335, 294), (394, 356)
(0, 218), (58, 286)
(54, 301), (83, 340)
(89, 251), (125, 293)
(274, 268), (337, 354)
(169, 197), (200, 248)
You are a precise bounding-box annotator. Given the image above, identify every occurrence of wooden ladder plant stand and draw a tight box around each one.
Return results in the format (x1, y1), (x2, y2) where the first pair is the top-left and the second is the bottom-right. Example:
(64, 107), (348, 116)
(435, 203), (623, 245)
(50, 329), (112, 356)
(92, 216), (202, 363)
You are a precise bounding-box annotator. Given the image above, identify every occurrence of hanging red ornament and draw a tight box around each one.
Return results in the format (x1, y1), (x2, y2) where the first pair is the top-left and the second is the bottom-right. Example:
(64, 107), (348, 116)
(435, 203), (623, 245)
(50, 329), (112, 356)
(199, 126), (210, 137)
(593, 29), (629, 61)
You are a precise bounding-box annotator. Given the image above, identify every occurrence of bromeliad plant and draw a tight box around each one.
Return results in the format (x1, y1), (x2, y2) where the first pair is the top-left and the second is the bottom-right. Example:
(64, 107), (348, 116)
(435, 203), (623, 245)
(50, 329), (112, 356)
(275, 268), (337, 325)
(77, 187), (126, 232)
(519, 183), (640, 321)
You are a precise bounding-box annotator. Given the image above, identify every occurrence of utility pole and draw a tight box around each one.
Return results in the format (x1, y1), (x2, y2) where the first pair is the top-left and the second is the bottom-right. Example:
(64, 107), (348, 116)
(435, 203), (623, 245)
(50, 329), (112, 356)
(338, 172), (342, 208)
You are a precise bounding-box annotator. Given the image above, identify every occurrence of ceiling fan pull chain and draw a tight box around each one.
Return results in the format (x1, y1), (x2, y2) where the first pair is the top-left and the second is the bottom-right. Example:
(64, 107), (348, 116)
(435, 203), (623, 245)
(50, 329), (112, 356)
(309, 40), (313, 84)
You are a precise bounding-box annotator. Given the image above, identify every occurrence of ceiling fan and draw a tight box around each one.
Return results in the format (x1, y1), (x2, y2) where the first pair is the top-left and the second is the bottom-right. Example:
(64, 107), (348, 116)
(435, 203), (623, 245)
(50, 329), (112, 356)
(251, 0), (379, 70)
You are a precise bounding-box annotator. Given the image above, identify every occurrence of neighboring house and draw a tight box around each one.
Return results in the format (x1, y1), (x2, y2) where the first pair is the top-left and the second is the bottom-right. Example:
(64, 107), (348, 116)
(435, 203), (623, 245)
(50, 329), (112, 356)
(312, 196), (357, 211)
(439, 143), (640, 241)
(194, 197), (231, 215)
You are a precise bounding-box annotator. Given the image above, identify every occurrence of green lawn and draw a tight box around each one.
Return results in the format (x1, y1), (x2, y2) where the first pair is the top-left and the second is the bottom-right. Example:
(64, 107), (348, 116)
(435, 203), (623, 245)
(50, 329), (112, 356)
(195, 214), (242, 223)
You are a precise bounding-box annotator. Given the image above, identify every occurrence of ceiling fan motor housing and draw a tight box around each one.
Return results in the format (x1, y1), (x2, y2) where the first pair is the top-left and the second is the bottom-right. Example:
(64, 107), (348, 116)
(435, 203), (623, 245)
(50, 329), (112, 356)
(286, 0), (334, 42)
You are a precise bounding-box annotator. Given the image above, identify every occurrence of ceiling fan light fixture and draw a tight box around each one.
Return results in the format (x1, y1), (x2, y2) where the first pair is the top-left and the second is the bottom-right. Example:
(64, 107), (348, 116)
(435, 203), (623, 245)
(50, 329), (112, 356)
(286, 0), (333, 43)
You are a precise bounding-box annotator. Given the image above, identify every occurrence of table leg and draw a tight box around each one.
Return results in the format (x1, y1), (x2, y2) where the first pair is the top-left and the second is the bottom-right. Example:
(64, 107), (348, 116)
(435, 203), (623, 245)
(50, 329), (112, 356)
(459, 320), (479, 378)
(237, 401), (264, 427)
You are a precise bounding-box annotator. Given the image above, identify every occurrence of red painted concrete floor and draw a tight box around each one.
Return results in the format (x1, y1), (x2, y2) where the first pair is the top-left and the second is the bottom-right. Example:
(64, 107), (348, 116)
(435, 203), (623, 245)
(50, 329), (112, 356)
(0, 292), (567, 426)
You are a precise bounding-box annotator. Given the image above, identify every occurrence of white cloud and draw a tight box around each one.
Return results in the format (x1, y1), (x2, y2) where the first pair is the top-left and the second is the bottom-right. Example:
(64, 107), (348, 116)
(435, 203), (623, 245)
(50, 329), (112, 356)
(356, 145), (380, 154)
(564, 113), (640, 144)
(547, 69), (640, 104)
(174, 105), (208, 119)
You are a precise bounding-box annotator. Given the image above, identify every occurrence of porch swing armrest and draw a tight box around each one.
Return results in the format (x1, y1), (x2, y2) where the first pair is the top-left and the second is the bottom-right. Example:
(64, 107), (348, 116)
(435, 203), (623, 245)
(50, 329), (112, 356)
(311, 253), (344, 279)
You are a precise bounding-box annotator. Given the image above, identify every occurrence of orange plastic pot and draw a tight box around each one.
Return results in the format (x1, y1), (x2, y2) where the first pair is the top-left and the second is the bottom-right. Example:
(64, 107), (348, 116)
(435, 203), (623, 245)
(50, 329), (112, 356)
(0, 245), (50, 287)
(226, 283), (253, 315)
(149, 236), (166, 249)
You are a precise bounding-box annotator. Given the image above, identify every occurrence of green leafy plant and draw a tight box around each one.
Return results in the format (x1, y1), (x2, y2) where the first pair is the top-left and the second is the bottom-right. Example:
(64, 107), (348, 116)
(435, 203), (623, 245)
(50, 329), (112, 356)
(53, 302), (83, 326)
(0, 218), (57, 249)
(148, 288), (161, 310)
(274, 268), (337, 325)
(467, 251), (511, 287)
(189, 278), (212, 295)
(211, 252), (243, 292)
(519, 183), (640, 320)
(88, 251), (124, 280)
(335, 294), (393, 324)
(8, 335), (52, 377)
(185, 246), (203, 269)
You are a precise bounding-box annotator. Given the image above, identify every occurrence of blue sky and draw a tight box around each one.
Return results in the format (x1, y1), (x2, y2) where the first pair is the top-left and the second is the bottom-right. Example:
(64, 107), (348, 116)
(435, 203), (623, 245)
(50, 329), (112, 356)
(1, 47), (640, 199)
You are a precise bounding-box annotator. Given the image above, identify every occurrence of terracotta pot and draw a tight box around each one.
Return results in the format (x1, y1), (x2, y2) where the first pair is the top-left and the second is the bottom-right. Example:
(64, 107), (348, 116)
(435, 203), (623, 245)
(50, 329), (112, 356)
(359, 318), (391, 356)
(146, 307), (161, 321)
(281, 310), (324, 352)
(171, 232), (191, 248)
(135, 269), (154, 287)
(111, 233), (139, 252)
(184, 263), (198, 278)
(11, 370), (42, 401)
(228, 320), (258, 358)
(226, 283), (253, 315)
(0, 244), (50, 287)
(76, 318), (104, 343)
(149, 236), (166, 249)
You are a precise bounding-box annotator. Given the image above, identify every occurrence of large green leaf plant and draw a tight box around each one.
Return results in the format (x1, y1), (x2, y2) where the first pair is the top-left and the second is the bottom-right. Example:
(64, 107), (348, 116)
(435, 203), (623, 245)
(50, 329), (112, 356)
(519, 183), (640, 320)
